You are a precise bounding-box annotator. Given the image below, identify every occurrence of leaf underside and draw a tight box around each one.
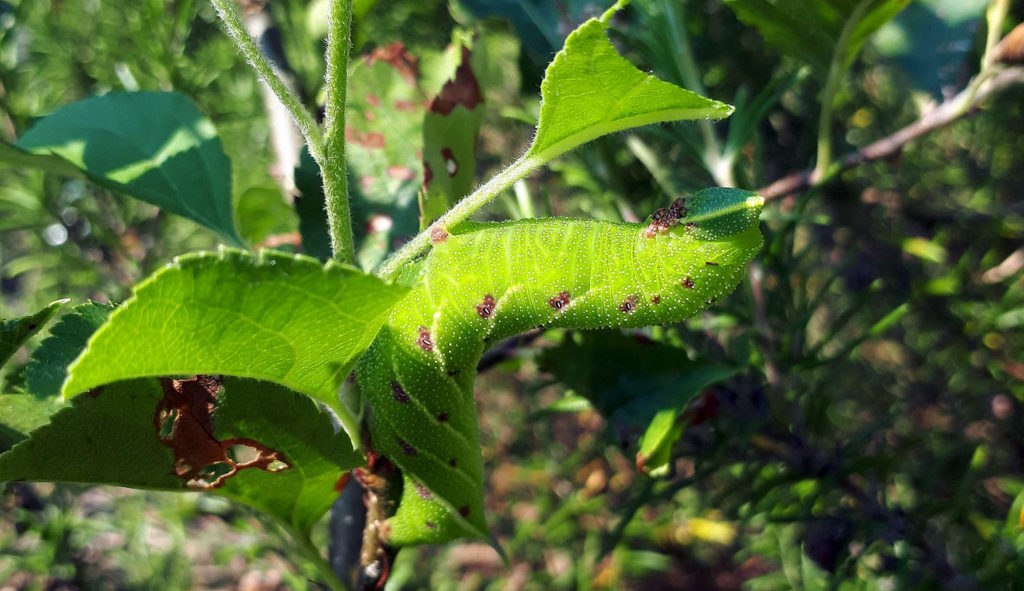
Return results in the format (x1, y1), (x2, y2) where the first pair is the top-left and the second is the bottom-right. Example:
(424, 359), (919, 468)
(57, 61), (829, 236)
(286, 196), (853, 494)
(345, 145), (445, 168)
(0, 376), (361, 536)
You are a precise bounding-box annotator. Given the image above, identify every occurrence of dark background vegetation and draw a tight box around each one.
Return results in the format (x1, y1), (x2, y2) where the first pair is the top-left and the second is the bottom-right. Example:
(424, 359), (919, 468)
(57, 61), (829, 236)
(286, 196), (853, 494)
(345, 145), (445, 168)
(1, 0), (1022, 589)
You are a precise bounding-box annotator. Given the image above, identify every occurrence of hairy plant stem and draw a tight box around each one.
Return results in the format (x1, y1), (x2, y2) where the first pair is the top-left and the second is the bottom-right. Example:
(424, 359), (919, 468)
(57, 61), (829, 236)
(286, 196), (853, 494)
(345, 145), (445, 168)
(377, 153), (545, 281)
(813, 0), (871, 184)
(323, 0), (356, 264)
(210, 0), (325, 163)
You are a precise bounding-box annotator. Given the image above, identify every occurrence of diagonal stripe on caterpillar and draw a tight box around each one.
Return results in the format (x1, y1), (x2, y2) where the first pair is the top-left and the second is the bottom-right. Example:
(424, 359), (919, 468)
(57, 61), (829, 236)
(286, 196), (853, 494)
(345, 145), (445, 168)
(356, 187), (765, 546)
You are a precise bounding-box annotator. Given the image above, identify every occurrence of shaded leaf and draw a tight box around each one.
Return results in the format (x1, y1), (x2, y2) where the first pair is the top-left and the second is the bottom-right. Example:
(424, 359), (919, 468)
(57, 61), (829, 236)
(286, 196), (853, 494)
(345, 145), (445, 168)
(25, 301), (114, 400)
(0, 376), (362, 536)
(0, 141), (84, 178)
(539, 330), (735, 475)
(0, 300), (66, 370)
(294, 148), (333, 263)
(15, 92), (243, 246)
(525, 7), (734, 163)
(62, 248), (408, 441)
(420, 46), (485, 229)
(633, 367), (736, 476)
(722, 0), (911, 76)
(874, 0), (988, 97)
(0, 394), (66, 451)
(235, 186), (299, 246)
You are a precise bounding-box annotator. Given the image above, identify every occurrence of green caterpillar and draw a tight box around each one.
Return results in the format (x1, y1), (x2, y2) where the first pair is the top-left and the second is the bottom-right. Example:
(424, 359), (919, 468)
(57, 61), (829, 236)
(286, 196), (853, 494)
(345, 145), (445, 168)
(356, 187), (764, 546)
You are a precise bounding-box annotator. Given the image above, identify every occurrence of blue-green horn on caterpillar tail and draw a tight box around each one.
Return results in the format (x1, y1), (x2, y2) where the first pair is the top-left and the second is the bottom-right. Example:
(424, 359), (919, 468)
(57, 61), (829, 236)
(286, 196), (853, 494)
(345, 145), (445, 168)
(356, 187), (764, 547)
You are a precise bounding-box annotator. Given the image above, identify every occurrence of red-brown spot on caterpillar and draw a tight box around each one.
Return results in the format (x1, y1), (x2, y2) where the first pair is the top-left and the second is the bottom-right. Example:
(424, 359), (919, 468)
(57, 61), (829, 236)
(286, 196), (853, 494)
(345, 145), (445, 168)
(397, 439), (417, 456)
(414, 482), (433, 499)
(706, 261), (719, 266)
(391, 381), (410, 403)
(476, 294), (496, 318)
(448, 458), (457, 467)
(416, 327), (434, 351)
(437, 412), (449, 422)
(619, 296), (637, 314)
(441, 147), (458, 177)
(459, 506), (470, 517)
(651, 295), (661, 304)
(681, 277), (695, 289)
(425, 521), (437, 530)
(429, 227), (448, 244)
(685, 222), (697, 232)
(548, 291), (571, 311)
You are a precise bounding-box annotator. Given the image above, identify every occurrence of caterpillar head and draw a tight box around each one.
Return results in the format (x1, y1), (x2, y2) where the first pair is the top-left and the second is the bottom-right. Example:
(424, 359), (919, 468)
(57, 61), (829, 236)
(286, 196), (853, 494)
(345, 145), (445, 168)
(637, 188), (764, 307)
(670, 187), (764, 243)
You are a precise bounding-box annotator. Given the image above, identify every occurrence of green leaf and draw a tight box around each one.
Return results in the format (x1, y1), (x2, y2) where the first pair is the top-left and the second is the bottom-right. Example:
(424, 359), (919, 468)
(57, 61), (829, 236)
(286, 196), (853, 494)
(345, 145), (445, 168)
(62, 248), (408, 441)
(722, 0), (911, 75)
(420, 46), (485, 229)
(874, 0), (988, 97)
(235, 186), (299, 246)
(0, 141), (84, 178)
(346, 45), (427, 270)
(539, 330), (735, 475)
(525, 8), (734, 163)
(25, 301), (114, 400)
(15, 91), (244, 246)
(0, 376), (362, 536)
(0, 394), (66, 450)
(0, 300), (66, 370)
(294, 148), (333, 263)
(633, 366), (736, 477)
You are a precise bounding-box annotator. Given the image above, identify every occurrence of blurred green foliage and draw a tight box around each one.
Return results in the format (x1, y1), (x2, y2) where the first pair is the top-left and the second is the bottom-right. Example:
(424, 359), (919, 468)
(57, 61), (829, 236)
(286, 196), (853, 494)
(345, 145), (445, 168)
(1, 0), (1023, 589)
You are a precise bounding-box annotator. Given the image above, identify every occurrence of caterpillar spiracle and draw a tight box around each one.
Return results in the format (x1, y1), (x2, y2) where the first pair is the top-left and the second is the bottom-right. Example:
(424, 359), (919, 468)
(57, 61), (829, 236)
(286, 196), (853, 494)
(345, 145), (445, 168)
(356, 187), (765, 546)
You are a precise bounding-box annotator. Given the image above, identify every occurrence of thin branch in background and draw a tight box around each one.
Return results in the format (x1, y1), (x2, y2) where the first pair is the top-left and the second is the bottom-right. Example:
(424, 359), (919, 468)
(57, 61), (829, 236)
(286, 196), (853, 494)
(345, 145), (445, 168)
(760, 66), (1024, 201)
(210, 0), (325, 163)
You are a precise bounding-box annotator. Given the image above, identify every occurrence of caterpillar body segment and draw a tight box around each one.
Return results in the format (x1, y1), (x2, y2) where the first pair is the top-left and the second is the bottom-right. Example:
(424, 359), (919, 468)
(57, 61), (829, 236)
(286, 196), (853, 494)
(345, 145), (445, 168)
(356, 188), (765, 546)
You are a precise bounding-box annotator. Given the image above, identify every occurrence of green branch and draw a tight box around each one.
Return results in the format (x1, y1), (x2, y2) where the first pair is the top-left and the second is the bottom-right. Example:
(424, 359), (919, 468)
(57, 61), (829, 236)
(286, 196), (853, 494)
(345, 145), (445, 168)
(210, 0), (325, 163)
(322, 0), (356, 264)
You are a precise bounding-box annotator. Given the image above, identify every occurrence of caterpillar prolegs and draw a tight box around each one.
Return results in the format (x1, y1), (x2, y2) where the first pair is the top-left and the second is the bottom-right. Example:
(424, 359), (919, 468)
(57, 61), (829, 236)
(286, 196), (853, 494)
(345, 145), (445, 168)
(355, 188), (765, 546)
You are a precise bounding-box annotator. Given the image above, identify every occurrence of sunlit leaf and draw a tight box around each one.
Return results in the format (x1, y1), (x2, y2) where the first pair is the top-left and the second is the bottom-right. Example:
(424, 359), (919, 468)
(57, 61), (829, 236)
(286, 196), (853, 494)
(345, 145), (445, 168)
(62, 248), (407, 441)
(526, 7), (733, 162)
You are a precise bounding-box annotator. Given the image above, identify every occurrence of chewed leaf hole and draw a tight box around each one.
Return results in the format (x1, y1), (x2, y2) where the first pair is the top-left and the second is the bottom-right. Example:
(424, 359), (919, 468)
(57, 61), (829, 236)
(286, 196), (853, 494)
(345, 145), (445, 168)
(191, 462), (234, 488)
(266, 459), (290, 472)
(227, 443), (260, 464)
(157, 408), (178, 439)
(155, 377), (292, 489)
